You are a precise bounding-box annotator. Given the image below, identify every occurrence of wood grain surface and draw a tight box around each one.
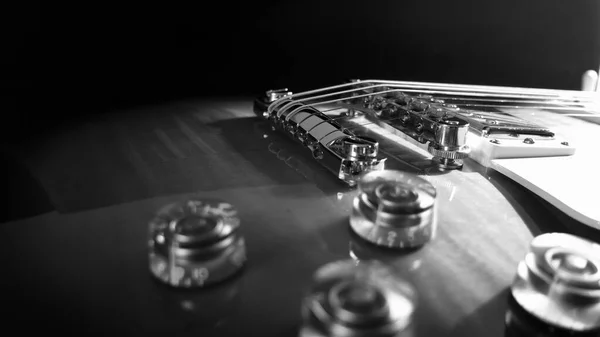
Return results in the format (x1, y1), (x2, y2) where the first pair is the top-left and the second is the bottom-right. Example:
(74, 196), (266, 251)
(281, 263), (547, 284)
(1, 97), (598, 336)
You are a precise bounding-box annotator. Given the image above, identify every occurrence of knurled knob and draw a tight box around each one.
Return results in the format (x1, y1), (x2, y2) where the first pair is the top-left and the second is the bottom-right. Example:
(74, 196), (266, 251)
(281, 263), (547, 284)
(427, 144), (470, 160)
(300, 260), (416, 337)
(148, 198), (247, 288)
(511, 233), (600, 332)
(349, 170), (437, 249)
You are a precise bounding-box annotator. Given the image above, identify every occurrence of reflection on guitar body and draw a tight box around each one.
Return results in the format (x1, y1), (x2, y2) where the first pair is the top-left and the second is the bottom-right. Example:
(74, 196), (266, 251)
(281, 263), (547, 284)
(3, 80), (600, 337)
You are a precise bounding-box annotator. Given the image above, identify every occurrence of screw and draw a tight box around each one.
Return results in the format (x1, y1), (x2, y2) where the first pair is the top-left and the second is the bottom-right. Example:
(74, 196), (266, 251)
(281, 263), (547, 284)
(490, 139), (501, 144)
(523, 138), (535, 144)
(312, 148), (324, 160)
(362, 97), (371, 108)
(266, 88), (291, 102)
(561, 141), (569, 146)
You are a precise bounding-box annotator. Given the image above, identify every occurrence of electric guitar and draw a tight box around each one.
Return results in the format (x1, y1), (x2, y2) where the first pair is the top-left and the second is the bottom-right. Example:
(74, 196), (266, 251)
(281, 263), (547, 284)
(254, 79), (600, 230)
(1, 79), (599, 336)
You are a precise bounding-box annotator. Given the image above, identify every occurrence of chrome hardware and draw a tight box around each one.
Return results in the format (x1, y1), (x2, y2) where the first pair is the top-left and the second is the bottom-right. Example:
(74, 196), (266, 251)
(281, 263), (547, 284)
(148, 198), (246, 288)
(523, 138), (535, 144)
(312, 145), (325, 160)
(266, 88), (292, 102)
(256, 79), (585, 175)
(511, 233), (600, 332)
(348, 88), (472, 170)
(300, 260), (416, 337)
(427, 117), (470, 169)
(490, 139), (501, 144)
(350, 170), (437, 249)
(254, 90), (386, 186)
(342, 137), (379, 159)
(561, 141), (570, 146)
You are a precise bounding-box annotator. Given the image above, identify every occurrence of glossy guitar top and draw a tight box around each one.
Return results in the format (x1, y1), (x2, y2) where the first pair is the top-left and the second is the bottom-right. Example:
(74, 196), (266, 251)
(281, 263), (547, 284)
(1, 96), (599, 336)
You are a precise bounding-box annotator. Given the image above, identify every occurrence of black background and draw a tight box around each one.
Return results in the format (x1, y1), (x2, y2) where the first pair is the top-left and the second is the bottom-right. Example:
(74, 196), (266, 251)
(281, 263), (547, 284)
(2, 1), (599, 137)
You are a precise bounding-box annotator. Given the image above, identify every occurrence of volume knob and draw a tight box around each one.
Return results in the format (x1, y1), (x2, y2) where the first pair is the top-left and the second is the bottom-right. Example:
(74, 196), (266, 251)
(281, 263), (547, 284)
(350, 170), (437, 249)
(300, 260), (416, 337)
(148, 198), (247, 288)
(511, 233), (600, 333)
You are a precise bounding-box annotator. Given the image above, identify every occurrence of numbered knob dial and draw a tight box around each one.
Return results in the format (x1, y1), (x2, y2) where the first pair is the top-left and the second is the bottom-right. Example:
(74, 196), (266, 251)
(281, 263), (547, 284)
(300, 260), (416, 337)
(511, 233), (600, 333)
(350, 170), (437, 249)
(148, 198), (246, 288)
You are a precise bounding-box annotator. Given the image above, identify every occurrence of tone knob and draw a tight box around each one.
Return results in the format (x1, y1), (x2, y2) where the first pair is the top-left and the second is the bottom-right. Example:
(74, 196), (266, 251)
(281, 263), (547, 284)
(511, 233), (600, 333)
(300, 259), (416, 337)
(148, 198), (247, 288)
(349, 170), (437, 249)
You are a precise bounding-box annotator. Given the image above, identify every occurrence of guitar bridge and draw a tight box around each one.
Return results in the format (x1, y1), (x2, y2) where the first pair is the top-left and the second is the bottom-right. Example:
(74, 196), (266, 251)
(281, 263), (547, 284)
(255, 80), (591, 182)
(345, 87), (471, 170)
(254, 89), (386, 186)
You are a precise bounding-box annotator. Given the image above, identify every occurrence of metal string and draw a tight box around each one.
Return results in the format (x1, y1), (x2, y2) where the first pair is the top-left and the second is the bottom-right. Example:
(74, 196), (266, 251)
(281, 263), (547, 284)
(268, 82), (599, 138)
(270, 80), (599, 114)
(271, 83), (598, 121)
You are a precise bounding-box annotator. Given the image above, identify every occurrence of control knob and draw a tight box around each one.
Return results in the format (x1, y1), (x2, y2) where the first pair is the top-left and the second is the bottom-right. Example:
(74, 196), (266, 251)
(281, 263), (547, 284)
(147, 198), (247, 288)
(510, 232), (600, 333)
(350, 170), (437, 249)
(300, 260), (416, 337)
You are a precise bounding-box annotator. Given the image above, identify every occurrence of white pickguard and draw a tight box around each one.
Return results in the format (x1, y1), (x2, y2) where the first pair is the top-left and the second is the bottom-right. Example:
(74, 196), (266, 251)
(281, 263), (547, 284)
(467, 132), (575, 168)
(492, 155), (600, 229)
(488, 108), (600, 230)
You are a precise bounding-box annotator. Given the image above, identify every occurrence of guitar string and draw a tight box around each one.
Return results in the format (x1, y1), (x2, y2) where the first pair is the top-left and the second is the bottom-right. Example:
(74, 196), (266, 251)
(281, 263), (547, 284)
(289, 90), (596, 136)
(267, 81), (599, 117)
(274, 85), (598, 115)
(290, 88), (596, 127)
(273, 80), (599, 106)
(270, 85), (598, 142)
(272, 83), (598, 119)
(343, 84), (598, 106)
(271, 80), (599, 111)
(360, 79), (598, 98)
(268, 82), (599, 139)
(306, 86), (597, 114)
(275, 88), (595, 131)
(432, 96), (592, 105)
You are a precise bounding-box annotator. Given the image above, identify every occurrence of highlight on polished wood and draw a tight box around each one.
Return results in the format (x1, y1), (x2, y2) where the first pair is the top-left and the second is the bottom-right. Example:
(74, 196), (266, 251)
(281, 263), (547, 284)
(2, 78), (600, 337)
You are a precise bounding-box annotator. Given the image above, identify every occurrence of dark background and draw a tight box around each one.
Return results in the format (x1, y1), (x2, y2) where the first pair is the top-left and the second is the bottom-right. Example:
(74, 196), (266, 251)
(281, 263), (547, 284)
(1, 0), (599, 138)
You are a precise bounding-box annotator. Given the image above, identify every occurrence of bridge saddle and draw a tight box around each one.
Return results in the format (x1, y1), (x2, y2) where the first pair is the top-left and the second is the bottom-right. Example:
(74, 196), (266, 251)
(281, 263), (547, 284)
(254, 90), (385, 186)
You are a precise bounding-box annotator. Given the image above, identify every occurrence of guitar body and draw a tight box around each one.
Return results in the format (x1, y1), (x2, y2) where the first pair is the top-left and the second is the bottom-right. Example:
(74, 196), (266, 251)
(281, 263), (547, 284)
(1, 93), (599, 336)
